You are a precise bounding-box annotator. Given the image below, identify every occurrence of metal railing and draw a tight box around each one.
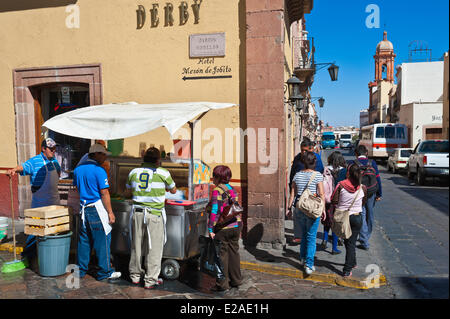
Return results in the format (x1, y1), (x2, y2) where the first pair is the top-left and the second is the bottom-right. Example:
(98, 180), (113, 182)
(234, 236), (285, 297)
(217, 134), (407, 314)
(293, 36), (315, 70)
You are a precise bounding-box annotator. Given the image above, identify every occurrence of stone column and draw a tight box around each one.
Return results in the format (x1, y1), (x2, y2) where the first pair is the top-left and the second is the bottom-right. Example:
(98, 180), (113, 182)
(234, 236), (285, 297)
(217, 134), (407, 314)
(245, 0), (286, 249)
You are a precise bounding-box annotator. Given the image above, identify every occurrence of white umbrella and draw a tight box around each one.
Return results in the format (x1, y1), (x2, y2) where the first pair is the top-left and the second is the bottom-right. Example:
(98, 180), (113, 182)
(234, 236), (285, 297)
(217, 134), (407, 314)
(42, 101), (236, 140)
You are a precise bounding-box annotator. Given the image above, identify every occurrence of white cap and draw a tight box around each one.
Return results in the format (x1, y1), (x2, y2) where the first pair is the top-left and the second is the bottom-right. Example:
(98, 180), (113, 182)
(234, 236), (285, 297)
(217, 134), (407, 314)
(89, 143), (111, 155)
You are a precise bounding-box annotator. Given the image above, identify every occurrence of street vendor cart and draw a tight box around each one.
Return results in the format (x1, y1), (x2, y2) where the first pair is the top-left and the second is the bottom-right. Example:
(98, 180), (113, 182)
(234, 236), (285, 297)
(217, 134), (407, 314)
(42, 101), (236, 280)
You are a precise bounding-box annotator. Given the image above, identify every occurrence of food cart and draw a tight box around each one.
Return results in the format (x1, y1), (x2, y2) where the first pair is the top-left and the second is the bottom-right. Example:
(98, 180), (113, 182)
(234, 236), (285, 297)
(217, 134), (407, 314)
(42, 101), (235, 279)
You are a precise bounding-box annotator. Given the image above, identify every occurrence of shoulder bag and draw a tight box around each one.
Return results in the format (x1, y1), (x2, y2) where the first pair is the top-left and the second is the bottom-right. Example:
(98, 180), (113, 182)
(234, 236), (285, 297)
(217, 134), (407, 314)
(296, 171), (325, 219)
(332, 186), (361, 239)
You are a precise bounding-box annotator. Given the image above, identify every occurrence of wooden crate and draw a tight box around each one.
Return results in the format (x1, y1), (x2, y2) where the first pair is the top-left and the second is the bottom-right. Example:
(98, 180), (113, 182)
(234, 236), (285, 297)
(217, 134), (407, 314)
(24, 205), (70, 236)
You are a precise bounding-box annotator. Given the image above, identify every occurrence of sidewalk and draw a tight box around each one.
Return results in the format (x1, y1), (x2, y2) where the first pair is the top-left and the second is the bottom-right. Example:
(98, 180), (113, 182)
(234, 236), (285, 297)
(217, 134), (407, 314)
(239, 219), (386, 289)
(0, 217), (386, 291)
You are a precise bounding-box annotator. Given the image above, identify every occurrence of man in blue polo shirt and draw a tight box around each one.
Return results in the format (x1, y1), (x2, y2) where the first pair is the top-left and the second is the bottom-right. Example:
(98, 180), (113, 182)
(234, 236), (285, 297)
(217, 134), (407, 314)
(8, 137), (61, 261)
(73, 144), (121, 281)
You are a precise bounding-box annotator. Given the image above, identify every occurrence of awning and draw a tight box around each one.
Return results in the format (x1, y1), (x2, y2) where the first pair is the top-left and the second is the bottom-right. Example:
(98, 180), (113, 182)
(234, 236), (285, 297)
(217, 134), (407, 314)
(42, 101), (236, 140)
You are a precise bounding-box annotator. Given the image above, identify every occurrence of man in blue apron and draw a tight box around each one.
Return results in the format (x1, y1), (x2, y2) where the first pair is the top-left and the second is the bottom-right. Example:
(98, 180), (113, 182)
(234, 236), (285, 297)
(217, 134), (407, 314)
(7, 138), (61, 261)
(73, 144), (121, 281)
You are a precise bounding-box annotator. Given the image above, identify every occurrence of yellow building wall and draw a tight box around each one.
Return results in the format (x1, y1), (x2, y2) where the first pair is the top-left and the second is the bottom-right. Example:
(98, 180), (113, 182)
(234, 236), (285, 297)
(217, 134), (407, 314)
(0, 0), (242, 178)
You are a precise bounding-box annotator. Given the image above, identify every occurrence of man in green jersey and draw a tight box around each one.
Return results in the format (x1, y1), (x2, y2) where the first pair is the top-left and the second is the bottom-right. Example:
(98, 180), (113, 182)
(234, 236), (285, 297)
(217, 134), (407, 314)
(125, 147), (177, 289)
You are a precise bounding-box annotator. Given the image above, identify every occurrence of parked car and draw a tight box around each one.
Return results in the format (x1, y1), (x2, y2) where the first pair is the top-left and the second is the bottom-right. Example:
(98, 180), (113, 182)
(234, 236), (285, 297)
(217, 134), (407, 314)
(387, 148), (413, 174)
(407, 140), (449, 185)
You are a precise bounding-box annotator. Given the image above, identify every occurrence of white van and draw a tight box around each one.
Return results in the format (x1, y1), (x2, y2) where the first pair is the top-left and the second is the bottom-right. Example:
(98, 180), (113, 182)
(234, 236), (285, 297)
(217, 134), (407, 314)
(359, 123), (408, 160)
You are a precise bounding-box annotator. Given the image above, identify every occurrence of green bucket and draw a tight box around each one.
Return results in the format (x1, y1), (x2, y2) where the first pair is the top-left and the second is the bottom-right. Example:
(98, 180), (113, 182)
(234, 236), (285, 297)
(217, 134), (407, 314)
(108, 139), (124, 156)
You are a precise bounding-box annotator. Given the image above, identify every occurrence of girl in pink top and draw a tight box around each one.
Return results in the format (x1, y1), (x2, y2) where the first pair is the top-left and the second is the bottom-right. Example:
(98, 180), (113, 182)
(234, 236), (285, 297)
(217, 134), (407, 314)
(331, 163), (368, 277)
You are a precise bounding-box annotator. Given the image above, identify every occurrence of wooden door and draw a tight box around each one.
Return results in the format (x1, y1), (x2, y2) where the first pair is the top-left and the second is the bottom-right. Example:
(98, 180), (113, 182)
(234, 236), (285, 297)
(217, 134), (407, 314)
(33, 89), (44, 155)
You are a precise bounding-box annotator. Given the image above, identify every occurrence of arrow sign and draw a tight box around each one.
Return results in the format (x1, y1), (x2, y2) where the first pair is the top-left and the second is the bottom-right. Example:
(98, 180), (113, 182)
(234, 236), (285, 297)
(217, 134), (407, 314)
(182, 75), (232, 81)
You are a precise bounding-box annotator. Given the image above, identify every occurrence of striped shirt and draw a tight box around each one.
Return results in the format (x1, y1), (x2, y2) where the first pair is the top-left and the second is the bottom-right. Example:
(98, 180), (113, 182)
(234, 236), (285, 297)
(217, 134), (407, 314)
(126, 163), (176, 212)
(21, 153), (61, 187)
(293, 171), (324, 199)
(208, 184), (241, 232)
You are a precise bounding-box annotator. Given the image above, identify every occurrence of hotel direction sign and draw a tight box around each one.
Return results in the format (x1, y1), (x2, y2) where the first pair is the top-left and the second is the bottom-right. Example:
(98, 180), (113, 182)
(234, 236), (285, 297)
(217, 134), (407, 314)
(189, 33), (225, 58)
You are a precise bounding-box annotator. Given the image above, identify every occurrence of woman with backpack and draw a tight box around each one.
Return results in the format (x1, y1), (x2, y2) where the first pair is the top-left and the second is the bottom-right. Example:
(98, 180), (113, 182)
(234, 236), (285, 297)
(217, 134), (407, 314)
(321, 151), (347, 254)
(287, 152), (326, 275)
(208, 165), (243, 292)
(331, 163), (368, 277)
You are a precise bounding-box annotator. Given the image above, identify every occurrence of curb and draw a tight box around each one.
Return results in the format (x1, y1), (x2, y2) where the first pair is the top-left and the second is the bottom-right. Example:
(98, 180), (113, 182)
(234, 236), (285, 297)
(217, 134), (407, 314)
(240, 261), (387, 290)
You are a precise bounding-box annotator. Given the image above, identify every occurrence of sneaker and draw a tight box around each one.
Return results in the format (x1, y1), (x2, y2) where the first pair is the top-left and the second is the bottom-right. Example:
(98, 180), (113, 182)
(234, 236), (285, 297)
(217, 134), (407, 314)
(342, 271), (352, 278)
(331, 249), (342, 255)
(320, 241), (327, 250)
(292, 238), (301, 244)
(131, 278), (140, 285)
(144, 282), (157, 289)
(156, 278), (163, 286)
(108, 271), (122, 280)
(357, 244), (369, 251)
(305, 266), (314, 275)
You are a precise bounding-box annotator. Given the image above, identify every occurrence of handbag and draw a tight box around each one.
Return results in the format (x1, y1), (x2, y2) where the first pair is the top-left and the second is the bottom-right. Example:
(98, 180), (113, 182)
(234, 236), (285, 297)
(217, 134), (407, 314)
(332, 187), (362, 239)
(214, 185), (243, 231)
(296, 171), (325, 219)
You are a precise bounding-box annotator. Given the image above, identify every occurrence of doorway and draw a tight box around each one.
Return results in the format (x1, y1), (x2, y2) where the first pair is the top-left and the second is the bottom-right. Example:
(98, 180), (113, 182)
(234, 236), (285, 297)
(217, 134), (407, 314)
(32, 83), (91, 180)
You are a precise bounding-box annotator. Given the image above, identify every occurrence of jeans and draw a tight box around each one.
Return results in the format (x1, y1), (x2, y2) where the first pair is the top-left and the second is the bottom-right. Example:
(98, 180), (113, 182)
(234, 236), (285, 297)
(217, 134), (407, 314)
(358, 194), (376, 248)
(77, 207), (114, 280)
(343, 214), (363, 273)
(296, 208), (321, 269)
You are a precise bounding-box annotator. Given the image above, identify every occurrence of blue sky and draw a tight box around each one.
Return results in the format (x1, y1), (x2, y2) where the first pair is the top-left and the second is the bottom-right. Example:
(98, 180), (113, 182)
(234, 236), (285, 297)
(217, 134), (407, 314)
(307, 0), (449, 127)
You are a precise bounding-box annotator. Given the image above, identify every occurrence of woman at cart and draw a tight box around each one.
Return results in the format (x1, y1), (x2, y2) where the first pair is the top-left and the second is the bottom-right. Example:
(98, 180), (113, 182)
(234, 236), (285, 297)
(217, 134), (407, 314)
(208, 165), (243, 292)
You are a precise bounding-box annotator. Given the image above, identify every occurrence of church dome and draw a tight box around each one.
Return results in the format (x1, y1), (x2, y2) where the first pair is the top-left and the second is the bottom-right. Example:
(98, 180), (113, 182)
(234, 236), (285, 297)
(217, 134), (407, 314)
(376, 31), (394, 51)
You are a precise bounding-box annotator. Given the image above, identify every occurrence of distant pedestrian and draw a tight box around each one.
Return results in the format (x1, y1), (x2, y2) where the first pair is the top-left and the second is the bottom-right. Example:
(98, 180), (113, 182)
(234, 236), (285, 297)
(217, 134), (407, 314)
(352, 145), (382, 251)
(208, 165), (243, 292)
(321, 151), (347, 254)
(287, 151), (326, 275)
(331, 163), (368, 277)
(289, 137), (324, 244)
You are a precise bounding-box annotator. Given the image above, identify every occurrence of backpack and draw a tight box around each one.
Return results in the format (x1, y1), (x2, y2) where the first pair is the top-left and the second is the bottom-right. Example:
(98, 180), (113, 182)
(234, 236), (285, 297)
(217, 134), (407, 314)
(355, 159), (378, 196)
(323, 167), (335, 204)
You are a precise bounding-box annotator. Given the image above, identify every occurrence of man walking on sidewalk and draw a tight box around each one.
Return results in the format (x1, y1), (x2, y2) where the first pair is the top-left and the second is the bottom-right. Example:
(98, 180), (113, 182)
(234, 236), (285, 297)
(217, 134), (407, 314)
(352, 145), (382, 251)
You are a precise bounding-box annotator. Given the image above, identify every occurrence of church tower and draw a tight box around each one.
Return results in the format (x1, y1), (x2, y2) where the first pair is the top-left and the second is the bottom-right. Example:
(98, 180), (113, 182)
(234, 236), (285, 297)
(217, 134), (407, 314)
(374, 31), (396, 83)
(368, 31), (397, 124)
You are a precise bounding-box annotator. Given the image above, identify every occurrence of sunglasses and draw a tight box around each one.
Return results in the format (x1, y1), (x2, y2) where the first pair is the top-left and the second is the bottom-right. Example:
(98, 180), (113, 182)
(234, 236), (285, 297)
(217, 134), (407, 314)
(47, 147), (56, 152)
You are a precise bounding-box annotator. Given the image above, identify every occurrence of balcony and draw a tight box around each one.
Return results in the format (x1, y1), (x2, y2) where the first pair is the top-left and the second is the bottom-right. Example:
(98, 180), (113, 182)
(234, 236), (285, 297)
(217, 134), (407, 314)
(285, 0), (314, 26)
(293, 36), (315, 88)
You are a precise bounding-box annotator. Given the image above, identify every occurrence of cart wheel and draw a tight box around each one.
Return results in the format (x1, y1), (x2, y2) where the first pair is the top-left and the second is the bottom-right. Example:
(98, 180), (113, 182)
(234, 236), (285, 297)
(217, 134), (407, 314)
(161, 259), (180, 280)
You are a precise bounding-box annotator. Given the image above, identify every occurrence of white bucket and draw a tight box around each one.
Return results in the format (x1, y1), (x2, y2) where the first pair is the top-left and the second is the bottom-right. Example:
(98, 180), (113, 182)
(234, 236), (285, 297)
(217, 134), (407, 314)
(0, 216), (8, 241)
